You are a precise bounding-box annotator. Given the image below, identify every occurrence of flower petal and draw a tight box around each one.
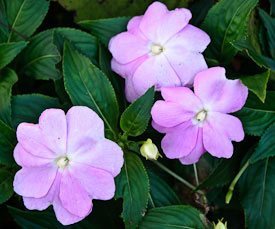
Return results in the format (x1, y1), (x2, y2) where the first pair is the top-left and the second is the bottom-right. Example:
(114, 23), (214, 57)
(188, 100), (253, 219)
(167, 25), (210, 53)
(164, 50), (208, 86)
(151, 100), (193, 128)
(71, 139), (123, 177)
(127, 15), (147, 40)
(203, 116), (234, 158)
(151, 120), (170, 134)
(71, 164), (115, 200)
(179, 128), (205, 165)
(66, 106), (104, 154)
(160, 87), (203, 112)
(161, 121), (198, 159)
(14, 144), (51, 167)
(38, 109), (67, 155)
(132, 55), (181, 96)
(125, 77), (140, 102)
(17, 123), (56, 159)
(59, 172), (92, 217)
(109, 32), (149, 64)
(13, 166), (57, 198)
(194, 67), (248, 113)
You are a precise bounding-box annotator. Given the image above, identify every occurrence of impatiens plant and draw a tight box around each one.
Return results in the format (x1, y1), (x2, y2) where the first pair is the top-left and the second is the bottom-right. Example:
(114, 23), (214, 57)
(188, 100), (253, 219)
(0, 0), (275, 229)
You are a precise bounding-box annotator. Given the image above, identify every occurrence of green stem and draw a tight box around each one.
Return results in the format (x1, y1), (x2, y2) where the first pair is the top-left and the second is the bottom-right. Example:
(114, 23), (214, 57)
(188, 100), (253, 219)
(225, 160), (250, 204)
(193, 164), (199, 186)
(152, 161), (205, 196)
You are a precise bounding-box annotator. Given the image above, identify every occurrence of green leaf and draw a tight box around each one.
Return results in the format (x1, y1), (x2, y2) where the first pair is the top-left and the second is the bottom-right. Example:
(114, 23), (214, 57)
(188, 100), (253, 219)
(2, 0), (49, 42)
(270, 0), (275, 17)
(0, 41), (27, 69)
(250, 124), (275, 163)
(78, 17), (130, 46)
(53, 28), (98, 63)
(63, 42), (119, 138)
(58, 0), (190, 21)
(239, 157), (275, 229)
(0, 68), (17, 126)
(0, 119), (16, 165)
(8, 207), (63, 229)
(115, 153), (149, 228)
(0, 168), (13, 204)
(202, 0), (259, 62)
(120, 87), (154, 137)
(11, 94), (61, 128)
(148, 170), (180, 208)
(17, 30), (60, 80)
(139, 205), (206, 229)
(240, 70), (270, 103)
(236, 91), (275, 136)
(259, 9), (275, 59)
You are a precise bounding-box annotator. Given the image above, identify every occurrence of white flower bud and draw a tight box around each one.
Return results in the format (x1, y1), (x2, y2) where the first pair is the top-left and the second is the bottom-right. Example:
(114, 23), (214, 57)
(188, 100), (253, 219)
(213, 220), (227, 229)
(140, 139), (161, 160)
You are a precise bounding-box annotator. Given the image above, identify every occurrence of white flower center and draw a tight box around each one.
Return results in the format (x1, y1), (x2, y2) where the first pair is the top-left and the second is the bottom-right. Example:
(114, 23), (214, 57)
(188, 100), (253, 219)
(195, 110), (207, 122)
(56, 156), (69, 169)
(151, 44), (164, 55)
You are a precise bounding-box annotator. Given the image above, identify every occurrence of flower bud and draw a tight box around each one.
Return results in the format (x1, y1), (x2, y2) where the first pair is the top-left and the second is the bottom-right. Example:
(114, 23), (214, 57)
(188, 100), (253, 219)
(140, 139), (161, 160)
(213, 219), (227, 229)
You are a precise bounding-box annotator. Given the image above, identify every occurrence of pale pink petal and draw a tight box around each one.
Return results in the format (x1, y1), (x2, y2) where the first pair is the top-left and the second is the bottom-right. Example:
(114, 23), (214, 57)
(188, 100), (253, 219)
(194, 67), (248, 113)
(167, 25), (210, 52)
(23, 172), (61, 211)
(161, 121), (198, 159)
(59, 172), (92, 217)
(53, 196), (88, 226)
(125, 77), (140, 102)
(13, 166), (57, 198)
(127, 16), (147, 40)
(38, 109), (67, 155)
(111, 55), (148, 79)
(151, 120), (170, 134)
(157, 8), (192, 43)
(160, 87), (203, 112)
(164, 50), (208, 86)
(109, 32), (149, 64)
(203, 118), (234, 158)
(207, 112), (245, 142)
(70, 164), (115, 200)
(71, 139), (123, 177)
(139, 1), (168, 41)
(132, 55), (181, 96)
(179, 128), (205, 165)
(14, 144), (51, 167)
(17, 123), (56, 159)
(151, 101), (193, 128)
(66, 106), (104, 154)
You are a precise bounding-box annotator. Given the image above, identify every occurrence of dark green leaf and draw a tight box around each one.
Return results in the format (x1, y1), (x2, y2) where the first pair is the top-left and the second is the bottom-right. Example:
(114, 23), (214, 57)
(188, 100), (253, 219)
(236, 91), (275, 136)
(259, 9), (275, 58)
(63, 42), (119, 138)
(17, 30), (60, 80)
(270, 0), (275, 17)
(240, 70), (270, 103)
(0, 168), (13, 204)
(0, 41), (27, 69)
(202, 0), (259, 62)
(0, 119), (16, 165)
(0, 68), (17, 126)
(239, 158), (275, 229)
(120, 87), (154, 137)
(54, 28), (98, 63)
(8, 207), (63, 229)
(78, 17), (130, 46)
(115, 153), (149, 228)
(2, 0), (49, 42)
(139, 205), (206, 229)
(11, 94), (61, 128)
(250, 124), (275, 163)
(148, 170), (180, 208)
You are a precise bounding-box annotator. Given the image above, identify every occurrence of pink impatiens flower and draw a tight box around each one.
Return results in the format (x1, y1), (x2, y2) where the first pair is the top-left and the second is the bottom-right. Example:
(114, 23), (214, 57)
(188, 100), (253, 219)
(109, 1), (210, 102)
(151, 67), (248, 164)
(13, 106), (124, 225)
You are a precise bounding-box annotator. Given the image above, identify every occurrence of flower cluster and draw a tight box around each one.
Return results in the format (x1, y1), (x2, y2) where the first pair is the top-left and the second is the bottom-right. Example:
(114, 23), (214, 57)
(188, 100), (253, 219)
(109, 1), (248, 164)
(13, 107), (123, 225)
